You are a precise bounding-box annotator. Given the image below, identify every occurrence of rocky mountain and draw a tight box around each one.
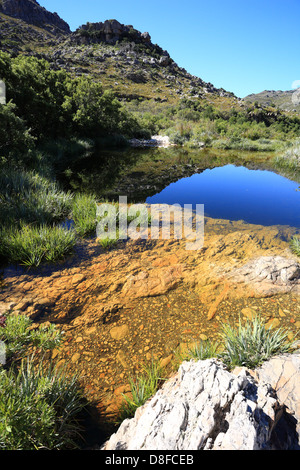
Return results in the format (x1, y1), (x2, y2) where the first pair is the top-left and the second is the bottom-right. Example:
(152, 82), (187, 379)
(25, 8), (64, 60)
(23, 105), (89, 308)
(244, 89), (300, 114)
(0, 1), (237, 109)
(0, 0), (70, 34)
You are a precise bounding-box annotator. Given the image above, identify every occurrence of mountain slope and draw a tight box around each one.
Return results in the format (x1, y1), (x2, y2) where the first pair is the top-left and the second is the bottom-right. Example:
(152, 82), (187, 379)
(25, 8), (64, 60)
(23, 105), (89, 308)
(0, 2), (239, 111)
(0, 0), (70, 34)
(244, 89), (300, 114)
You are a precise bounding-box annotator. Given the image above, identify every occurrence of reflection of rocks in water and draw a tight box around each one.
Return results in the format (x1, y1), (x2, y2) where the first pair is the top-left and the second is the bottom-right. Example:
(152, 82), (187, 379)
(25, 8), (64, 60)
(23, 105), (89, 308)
(104, 164), (205, 202)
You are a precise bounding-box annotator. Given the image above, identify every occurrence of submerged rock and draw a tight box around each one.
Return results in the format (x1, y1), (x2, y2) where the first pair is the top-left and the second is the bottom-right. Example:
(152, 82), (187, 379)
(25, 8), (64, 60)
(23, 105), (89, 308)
(227, 256), (300, 296)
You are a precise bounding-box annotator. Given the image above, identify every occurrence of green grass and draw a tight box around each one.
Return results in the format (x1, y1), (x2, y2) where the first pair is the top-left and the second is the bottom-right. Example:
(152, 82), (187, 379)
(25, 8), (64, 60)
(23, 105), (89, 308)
(117, 359), (165, 422)
(218, 315), (297, 370)
(175, 339), (220, 365)
(0, 357), (86, 450)
(0, 312), (62, 360)
(290, 236), (300, 257)
(71, 193), (98, 237)
(0, 224), (77, 266)
(274, 139), (300, 172)
(0, 170), (73, 227)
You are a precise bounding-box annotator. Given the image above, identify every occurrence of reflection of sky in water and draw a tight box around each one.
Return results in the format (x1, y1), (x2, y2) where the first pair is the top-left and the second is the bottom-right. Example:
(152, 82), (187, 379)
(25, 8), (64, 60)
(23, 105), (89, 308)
(146, 164), (300, 227)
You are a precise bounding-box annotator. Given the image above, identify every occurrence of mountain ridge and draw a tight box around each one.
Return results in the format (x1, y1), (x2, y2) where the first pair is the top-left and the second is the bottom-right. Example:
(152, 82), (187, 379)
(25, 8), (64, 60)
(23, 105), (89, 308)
(0, 0), (239, 109)
(0, 0), (70, 34)
(243, 89), (300, 114)
(1, 0), (299, 119)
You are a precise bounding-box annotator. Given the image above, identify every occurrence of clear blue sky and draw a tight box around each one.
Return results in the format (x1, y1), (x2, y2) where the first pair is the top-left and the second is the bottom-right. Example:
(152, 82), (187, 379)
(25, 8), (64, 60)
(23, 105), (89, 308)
(39, 0), (300, 98)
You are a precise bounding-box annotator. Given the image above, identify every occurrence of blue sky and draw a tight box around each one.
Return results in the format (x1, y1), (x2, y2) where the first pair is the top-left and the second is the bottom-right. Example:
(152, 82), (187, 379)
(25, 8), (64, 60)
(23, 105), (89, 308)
(39, 0), (300, 98)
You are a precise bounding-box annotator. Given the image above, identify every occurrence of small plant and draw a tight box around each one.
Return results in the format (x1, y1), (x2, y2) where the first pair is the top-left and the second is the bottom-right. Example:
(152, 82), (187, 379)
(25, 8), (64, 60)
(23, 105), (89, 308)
(97, 235), (119, 250)
(173, 339), (220, 368)
(186, 339), (220, 362)
(0, 357), (86, 450)
(218, 315), (297, 370)
(290, 236), (300, 257)
(118, 359), (165, 422)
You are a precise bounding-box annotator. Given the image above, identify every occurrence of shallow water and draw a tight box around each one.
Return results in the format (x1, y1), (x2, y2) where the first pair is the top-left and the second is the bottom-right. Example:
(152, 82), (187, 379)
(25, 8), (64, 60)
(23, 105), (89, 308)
(147, 164), (300, 227)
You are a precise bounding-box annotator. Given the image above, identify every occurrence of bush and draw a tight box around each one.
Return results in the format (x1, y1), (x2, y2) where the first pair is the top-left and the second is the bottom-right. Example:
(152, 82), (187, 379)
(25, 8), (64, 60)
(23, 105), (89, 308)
(218, 315), (297, 369)
(0, 357), (85, 449)
(0, 102), (35, 161)
(0, 224), (77, 266)
(290, 236), (300, 257)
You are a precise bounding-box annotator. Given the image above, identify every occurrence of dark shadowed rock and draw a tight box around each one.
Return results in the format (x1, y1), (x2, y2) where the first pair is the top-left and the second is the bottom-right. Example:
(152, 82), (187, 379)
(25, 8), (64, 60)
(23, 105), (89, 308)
(0, 0), (70, 34)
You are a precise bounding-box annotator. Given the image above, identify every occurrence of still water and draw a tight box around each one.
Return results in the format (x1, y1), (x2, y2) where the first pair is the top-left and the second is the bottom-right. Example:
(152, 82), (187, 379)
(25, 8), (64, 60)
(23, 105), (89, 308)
(146, 164), (300, 227)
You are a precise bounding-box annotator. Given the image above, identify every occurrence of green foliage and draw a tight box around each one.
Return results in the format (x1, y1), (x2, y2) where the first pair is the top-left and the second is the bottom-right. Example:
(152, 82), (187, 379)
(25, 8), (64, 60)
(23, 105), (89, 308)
(290, 236), (300, 257)
(71, 193), (98, 237)
(118, 359), (165, 422)
(0, 357), (85, 449)
(218, 315), (297, 369)
(0, 51), (148, 144)
(0, 170), (73, 227)
(0, 102), (35, 161)
(0, 313), (62, 359)
(0, 224), (76, 266)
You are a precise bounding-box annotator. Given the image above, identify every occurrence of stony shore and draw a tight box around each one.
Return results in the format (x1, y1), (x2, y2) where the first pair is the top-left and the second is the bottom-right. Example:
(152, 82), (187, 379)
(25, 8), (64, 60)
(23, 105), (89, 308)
(0, 216), (299, 441)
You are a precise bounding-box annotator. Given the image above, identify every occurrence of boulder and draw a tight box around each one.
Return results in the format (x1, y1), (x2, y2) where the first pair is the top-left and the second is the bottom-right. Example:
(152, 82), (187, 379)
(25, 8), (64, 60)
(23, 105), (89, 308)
(227, 256), (300, 296)
(102, 357), (300, 450)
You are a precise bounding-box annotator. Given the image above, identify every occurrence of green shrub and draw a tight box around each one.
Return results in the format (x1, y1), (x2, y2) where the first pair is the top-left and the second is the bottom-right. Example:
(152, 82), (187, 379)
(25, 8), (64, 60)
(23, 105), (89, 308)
(0, 357), (85, 449)
(0, 101), (35, 160)
(0, 224), (76, 266)
(290, 236), (300, 257)
(218, 315), (297, 369)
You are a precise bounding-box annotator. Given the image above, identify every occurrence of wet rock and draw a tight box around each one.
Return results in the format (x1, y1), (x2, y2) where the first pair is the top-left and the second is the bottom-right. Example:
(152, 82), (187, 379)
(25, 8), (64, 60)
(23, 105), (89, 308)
(122, 265), (183, 298)
(110, 324), (129, 340)
(228, 256), (300, 296)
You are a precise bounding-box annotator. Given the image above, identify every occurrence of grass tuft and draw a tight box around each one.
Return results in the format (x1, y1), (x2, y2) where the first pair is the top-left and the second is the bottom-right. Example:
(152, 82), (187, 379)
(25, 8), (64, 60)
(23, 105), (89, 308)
(290, 236), (300, 257)
(0, 224), (76, 266)
(0, 357), (86, 450)
(117, 359), (165, 422)
(218, 315), (297, 370)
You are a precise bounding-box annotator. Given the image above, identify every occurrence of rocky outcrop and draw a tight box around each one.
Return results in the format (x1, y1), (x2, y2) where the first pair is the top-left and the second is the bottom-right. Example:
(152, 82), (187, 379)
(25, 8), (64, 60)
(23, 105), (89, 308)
(74, 20), (152, 46)
(227, 256), (300, 296)
(102, 356), (300, 450)
(0, 0), (70, 34)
